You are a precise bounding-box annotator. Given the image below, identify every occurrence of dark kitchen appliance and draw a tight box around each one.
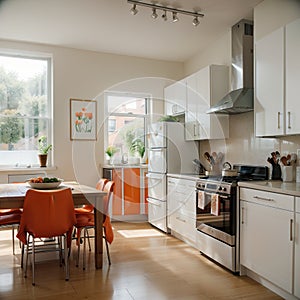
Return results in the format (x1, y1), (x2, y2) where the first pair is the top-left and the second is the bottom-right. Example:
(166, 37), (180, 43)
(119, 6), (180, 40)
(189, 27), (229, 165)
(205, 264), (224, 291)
(195, 165), (268, 273)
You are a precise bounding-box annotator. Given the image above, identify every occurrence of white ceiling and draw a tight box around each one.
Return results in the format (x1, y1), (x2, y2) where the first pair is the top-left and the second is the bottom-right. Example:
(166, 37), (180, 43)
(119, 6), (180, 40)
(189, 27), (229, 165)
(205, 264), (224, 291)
(0, 0), (263, 62)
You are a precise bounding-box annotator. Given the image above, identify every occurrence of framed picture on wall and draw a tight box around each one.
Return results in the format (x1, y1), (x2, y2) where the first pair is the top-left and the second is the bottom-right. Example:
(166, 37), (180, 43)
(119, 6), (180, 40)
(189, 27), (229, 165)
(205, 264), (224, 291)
(70, 98), (97, 141)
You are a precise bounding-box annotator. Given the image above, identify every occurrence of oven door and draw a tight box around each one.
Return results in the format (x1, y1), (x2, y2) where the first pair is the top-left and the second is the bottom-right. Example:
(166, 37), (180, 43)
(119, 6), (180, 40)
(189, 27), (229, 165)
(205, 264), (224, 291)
(196, 190), (236, 246)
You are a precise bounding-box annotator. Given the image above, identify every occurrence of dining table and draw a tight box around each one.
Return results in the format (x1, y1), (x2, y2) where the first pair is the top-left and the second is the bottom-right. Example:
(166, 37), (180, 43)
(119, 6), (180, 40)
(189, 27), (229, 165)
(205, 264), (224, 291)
(0, 181), (107, 269)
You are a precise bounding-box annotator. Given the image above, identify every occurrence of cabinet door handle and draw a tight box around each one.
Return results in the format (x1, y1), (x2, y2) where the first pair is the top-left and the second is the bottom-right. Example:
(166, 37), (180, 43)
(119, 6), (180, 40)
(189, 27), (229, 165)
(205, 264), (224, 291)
(176, 216), (186, 223)
(147, 198), (161, 207)
(241, 207), (245, 224)
(193, 123), (197, 136)
(290, 219), (293, 241)
(278, 112), (281, 129)
(253, 196), (275, 202)
(288, 112), (291, 129)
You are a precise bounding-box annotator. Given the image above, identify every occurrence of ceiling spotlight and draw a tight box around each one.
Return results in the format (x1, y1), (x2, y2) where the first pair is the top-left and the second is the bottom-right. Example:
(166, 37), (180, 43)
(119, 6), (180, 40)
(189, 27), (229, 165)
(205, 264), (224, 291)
(127, 0), (204, 26)
(130, 4), (138, 15)
(192, 16), (200, 26)
(151, 8), (158, 19)
(162, 10), (167, 21)
(172, 12), (179, 23)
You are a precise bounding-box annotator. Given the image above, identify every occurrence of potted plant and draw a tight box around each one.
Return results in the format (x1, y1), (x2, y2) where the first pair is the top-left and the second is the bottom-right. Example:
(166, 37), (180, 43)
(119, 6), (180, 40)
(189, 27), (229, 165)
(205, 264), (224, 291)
(105, 145), (118, 164)
(38, 136), (52, 167)
(130, 139), (146, 163)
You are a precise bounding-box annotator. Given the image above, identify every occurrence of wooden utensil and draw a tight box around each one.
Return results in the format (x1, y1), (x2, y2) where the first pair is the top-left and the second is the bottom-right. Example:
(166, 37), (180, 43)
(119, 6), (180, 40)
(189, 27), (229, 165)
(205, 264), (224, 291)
(280, 156), (287, 166)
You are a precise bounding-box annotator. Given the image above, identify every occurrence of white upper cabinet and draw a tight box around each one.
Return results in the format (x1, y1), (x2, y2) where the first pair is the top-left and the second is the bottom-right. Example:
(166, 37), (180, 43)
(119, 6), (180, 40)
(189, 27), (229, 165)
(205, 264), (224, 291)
(255, 18), (300, 137)
(255, 27), (284, 137)
(185, 65), (229, 140)
(285, 18), (300, 134)
(295, 199), (300, 299)
(164, 79), (186, 116)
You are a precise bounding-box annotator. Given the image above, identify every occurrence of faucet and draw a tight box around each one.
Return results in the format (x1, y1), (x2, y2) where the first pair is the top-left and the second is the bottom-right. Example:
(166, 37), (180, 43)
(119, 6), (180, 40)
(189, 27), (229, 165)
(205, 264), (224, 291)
(121, 153), (128, 164)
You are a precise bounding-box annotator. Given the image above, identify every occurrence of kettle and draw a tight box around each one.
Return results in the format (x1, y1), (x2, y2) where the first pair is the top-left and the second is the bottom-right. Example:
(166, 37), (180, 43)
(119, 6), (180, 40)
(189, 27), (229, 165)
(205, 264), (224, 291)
(222, 162), (238, 177)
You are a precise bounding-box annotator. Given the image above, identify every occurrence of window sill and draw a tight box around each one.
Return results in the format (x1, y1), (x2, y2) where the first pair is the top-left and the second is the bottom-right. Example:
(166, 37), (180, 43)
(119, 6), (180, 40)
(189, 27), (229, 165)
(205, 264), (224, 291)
(0, 166), (57, 174)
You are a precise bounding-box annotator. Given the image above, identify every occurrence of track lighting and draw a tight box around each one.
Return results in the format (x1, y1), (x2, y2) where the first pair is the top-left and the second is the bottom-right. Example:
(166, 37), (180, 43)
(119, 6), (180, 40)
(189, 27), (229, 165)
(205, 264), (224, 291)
(172, 12), (179, 23)
(127, 0), (204, 26)
(151, 8), (158, 19)
(192, 16), (200, 27)
(130, 4), (138, 15)
(162, 10), (167, 21)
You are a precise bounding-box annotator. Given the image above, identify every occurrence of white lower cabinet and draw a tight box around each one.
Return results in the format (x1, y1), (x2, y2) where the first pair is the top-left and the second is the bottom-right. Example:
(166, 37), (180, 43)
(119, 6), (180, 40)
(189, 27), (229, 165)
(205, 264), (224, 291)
(295, 198), (300, 299)
(167, 176), (196, 246)
(148, 197), (167, 233)
(240, 188), (294, 294)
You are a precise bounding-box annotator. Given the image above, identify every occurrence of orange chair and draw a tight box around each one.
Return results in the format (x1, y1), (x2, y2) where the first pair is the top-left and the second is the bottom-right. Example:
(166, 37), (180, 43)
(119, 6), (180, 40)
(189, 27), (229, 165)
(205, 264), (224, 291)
(74, 178), (108, 251)
(17, 188), (76, 286)
(75, 180), (114, 269)
(74, 178), (108, 215)
(0, 209), (22, 254)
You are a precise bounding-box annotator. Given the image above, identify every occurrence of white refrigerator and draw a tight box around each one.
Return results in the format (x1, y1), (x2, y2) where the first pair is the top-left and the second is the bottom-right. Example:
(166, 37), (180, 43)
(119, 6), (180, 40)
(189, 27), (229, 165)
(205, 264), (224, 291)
(147, 122), (199, 232)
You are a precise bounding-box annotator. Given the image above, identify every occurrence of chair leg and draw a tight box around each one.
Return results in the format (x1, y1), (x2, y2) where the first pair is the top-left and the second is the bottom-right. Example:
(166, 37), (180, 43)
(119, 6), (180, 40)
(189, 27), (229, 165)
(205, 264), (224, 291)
(24, 237), (29, 278)
(64, 234), (69, 281)
(83, 228), (87, 270)
(58, 236), (63, 266)
(32, 236), (35, 286)
(103, 227), (111, 266)
(21, 243), (24, 268)
(12, 226), (15, 255)
(86, 230), (91, 252)
(76, 230), (81, 268)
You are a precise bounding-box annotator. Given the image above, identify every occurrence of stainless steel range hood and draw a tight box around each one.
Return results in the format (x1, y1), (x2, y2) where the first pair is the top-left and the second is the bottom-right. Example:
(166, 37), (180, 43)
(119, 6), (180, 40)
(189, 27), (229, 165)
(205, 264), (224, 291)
(207, 19), (254, 114)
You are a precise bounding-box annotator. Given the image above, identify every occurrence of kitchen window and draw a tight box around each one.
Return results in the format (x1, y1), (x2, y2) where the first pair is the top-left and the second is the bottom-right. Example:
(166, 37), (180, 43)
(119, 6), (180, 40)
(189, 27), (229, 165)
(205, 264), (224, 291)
(0, 53), (52, 168)
(104, 92), (149, 161)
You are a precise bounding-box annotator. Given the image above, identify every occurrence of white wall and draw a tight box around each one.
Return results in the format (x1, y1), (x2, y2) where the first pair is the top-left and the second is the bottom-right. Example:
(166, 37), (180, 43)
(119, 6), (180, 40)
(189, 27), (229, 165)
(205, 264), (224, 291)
(184, 31), (231, 77)
(0, 39), (183, 185)
(183, 0), (300, 171)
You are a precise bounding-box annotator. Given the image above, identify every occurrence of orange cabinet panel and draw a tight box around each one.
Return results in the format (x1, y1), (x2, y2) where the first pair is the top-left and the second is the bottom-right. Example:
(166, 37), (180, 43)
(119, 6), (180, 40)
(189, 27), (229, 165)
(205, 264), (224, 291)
(104, 167), (148, 217)
(124, 168), (140, 215)
(112, 168), (122, 215)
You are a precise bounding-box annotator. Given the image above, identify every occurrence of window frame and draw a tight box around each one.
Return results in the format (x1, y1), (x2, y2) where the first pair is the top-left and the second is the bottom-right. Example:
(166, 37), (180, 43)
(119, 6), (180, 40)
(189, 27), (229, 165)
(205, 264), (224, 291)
(104, 91), (150, 161)
(0, 51), (53, 168)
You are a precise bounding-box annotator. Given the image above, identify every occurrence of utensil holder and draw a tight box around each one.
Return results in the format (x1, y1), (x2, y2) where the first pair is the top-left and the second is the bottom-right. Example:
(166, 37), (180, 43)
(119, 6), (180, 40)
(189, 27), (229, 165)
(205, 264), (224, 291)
(271, 164), (281, 180)
(282, 166), (294, 182)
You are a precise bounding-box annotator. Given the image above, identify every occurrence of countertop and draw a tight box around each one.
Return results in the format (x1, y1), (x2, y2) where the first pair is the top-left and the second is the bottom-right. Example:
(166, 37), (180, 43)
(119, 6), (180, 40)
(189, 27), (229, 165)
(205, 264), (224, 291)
(238, 180), (300, 197)
(167, 173), (205, 181)
(101, 164), (148, 169)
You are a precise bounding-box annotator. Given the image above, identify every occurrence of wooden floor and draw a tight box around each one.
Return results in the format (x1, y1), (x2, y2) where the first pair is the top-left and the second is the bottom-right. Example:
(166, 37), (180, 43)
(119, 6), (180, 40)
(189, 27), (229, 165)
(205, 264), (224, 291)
(0, 222), (282, 300)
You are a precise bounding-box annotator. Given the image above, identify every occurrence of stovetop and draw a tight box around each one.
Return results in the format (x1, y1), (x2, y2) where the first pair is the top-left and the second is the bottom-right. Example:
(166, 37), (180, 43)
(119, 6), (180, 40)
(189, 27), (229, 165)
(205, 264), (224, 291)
(196, 165), (269, 194)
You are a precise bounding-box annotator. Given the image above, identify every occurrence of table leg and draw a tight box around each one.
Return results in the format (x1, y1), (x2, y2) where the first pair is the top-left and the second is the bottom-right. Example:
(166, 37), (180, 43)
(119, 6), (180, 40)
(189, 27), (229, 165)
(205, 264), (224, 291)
(94, 207), (103, 269)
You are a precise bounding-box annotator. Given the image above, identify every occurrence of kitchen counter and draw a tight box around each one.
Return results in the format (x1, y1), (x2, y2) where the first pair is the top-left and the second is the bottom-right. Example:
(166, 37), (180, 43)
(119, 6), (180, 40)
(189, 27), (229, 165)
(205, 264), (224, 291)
(238, 180), (300, 197)
(167, 173), (204, 181)
(101, 164), (148, 169)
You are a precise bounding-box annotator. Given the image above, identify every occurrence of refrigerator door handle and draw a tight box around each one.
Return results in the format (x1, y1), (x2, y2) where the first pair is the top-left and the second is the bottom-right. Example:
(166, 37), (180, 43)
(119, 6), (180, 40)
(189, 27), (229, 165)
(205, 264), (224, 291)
(147, 198), (162, 206)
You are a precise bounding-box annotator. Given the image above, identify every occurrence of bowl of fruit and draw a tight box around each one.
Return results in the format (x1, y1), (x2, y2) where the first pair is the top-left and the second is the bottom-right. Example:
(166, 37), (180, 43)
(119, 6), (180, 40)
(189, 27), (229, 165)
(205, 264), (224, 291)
(27, 177), (63, 189)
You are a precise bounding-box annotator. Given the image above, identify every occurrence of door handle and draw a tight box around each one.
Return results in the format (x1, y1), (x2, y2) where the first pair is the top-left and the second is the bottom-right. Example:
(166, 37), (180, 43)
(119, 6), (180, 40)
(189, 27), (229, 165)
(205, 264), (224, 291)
(288, 112), (291, 129)
(277, 112), (281, 129)
(147, 198), (161, 207)
(290, 219), (293, 241)
(253, 196), (274, 202)
(241, 207), (245, 225)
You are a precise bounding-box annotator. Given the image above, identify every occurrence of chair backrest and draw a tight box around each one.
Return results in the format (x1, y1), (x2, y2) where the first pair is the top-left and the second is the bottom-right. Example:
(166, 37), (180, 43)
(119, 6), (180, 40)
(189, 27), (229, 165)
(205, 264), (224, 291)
(79, 178), (109, 212)
(96, 178), (108, 191)
(103, 181), (115, 215)
(17, 188), (76, 246)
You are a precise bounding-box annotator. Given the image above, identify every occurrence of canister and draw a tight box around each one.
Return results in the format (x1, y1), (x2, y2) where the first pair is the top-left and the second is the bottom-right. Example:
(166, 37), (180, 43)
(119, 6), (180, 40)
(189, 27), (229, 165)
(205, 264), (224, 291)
(296, 166), (300, 183)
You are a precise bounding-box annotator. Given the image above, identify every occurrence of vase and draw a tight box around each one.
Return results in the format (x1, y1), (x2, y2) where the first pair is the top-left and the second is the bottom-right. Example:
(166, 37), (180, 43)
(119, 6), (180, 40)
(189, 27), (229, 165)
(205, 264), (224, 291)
(38, 154), (48, 167)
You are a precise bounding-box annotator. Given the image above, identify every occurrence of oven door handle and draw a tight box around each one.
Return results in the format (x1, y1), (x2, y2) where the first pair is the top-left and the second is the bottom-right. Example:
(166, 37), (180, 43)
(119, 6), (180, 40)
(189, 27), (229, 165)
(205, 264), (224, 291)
(198, 191), (229, 199)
